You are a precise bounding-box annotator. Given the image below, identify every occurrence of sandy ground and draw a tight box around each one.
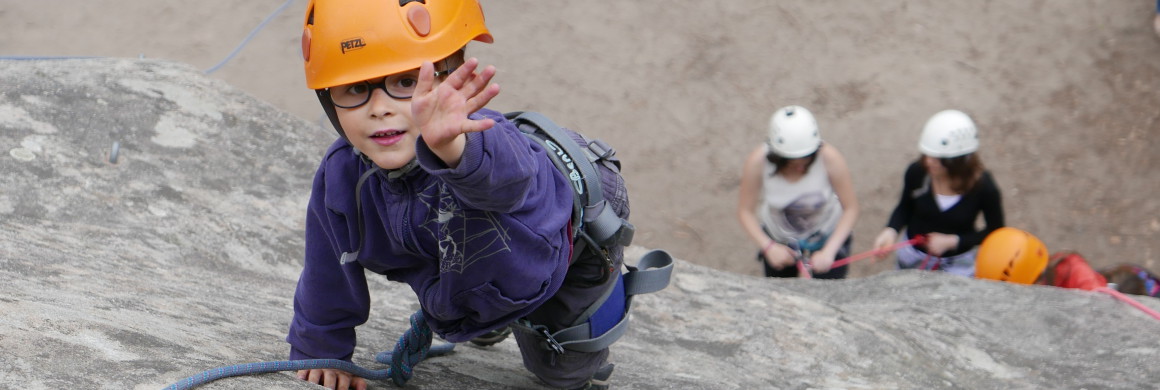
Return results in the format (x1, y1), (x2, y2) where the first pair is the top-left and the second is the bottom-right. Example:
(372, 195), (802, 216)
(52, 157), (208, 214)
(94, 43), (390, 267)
(6, 1), (1160, 279)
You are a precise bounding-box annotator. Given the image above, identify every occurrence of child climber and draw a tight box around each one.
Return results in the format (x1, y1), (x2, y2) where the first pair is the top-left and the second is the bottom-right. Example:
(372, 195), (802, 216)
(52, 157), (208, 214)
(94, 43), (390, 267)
(288, 1), (626, 389)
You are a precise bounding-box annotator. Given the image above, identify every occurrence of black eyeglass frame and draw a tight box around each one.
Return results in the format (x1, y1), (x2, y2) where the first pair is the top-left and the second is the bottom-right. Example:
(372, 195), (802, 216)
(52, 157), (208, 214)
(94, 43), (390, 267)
(326, 67), (456, 109)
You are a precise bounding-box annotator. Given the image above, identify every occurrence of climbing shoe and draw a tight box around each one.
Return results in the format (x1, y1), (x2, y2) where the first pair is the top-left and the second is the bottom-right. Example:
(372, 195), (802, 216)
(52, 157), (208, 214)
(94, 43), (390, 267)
(468, 326), (512, 347)
(571, 363), (614, 390)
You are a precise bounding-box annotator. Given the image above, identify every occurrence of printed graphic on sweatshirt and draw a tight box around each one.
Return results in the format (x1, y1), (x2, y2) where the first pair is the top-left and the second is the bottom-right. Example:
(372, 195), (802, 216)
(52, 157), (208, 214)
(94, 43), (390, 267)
(417, 182), (513, 274)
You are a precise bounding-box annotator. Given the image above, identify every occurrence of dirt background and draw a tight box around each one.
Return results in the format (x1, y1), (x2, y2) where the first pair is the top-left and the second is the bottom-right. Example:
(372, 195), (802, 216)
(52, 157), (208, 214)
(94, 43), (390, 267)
(6, 0), (1160, 278)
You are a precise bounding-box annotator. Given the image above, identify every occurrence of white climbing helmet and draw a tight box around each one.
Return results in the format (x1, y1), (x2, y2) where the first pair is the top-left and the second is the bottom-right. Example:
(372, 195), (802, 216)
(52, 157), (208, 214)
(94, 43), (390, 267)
(918, 109), (979, 158)
(767, 105), (821, 159)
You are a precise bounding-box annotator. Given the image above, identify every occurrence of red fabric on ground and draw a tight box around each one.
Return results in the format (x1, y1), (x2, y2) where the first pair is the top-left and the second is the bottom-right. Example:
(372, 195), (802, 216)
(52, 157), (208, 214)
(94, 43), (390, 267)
(1044, 252), (1107, 291)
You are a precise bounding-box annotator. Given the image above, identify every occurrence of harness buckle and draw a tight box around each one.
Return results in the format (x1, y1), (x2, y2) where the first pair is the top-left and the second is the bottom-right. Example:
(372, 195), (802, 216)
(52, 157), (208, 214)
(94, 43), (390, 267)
(532, 325), (566, 355)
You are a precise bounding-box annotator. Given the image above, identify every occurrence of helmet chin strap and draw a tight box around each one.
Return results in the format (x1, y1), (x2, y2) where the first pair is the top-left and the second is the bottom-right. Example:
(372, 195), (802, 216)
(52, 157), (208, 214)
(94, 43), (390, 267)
(316, 89), (348, 140)
(384, 158), (419, 180)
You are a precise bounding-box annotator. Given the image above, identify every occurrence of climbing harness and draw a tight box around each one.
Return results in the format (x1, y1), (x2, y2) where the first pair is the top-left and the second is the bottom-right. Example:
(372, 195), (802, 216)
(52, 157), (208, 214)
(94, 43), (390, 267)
(795, 232), (829, 253)
(916, 252), (939, 271)
(1130, 266), (1160, 297)
(510, 249), (673, 354)
(164, 310), (453, 389)
(507, 111), (636, 275)
(504, 111), (673, 354)
(785, 240), (814, 279)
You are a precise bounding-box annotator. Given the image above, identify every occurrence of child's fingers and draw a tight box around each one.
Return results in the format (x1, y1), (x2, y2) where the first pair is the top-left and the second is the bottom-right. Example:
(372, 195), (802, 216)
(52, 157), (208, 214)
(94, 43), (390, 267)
(414, 61), (437, 97)
(459, 118), (496, 134)
(464, 83), (500, 114)
(323, 370), (338, 389)
(459, 64), (496, 98)
(443, 57), (481, 90)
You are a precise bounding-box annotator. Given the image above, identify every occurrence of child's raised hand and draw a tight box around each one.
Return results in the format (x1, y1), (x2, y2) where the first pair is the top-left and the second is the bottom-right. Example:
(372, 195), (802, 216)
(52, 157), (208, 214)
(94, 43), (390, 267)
(411, 57), (500, 167)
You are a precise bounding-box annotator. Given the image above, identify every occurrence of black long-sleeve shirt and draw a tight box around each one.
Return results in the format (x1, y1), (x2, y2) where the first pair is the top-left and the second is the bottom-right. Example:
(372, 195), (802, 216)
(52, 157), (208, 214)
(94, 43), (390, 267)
(886, 161), (1004, 256)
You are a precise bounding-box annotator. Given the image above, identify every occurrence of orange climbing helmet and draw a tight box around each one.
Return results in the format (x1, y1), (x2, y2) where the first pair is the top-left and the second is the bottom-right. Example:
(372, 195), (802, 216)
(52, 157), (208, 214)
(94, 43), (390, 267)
(301, 0), (493, 90)
(976, 227), (1048, 285)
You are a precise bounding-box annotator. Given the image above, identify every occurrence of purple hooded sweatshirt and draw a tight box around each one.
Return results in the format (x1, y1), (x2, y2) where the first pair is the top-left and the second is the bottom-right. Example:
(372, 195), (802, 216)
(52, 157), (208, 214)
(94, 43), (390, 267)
(287, 109), (573, 361)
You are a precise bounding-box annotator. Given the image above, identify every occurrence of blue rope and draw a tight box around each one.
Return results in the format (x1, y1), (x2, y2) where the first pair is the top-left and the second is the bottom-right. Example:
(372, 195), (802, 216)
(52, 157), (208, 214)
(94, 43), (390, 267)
(2, 0), (294, 72)
(163, 310), (453, 389)
(0, 56), (102, 60)
(203, 0), (297, 74)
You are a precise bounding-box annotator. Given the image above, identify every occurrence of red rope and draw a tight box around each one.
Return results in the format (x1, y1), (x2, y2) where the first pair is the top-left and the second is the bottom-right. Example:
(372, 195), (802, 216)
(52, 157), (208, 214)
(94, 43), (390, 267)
(830, 235), (927, 269)
(1094, 287), (1160, 321)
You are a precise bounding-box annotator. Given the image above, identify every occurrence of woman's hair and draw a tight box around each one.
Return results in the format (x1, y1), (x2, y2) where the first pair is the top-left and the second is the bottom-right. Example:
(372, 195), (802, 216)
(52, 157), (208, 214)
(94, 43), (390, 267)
(766, 144), (820, 175)
(928, 153), (985, 193)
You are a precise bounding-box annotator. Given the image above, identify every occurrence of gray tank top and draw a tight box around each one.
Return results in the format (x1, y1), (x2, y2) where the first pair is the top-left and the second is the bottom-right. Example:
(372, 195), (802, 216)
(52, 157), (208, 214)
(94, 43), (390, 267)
(757, 145), (842, 242)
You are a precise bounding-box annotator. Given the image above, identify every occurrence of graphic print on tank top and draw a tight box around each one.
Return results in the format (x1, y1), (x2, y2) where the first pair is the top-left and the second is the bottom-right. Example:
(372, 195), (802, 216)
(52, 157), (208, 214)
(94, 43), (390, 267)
(778, 192), (830, 233)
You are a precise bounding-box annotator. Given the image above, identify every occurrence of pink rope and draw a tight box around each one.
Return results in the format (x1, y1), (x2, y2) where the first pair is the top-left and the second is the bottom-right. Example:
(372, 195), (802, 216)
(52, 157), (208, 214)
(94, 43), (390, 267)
(796, 260), (813, 279)
(1094, 287), (1160, 321)
(830, 235), (927, 269)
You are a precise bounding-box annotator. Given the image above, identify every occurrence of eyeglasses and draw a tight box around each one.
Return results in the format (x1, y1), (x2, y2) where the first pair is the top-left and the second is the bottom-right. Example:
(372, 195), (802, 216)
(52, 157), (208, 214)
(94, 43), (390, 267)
(327, 67), (456, 108)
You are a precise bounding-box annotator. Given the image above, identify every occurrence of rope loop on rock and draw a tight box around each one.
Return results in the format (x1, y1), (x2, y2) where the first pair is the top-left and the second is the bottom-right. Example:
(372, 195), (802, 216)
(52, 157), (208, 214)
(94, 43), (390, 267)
(387, 310), (434, 386)
(163, 310), (450, 389)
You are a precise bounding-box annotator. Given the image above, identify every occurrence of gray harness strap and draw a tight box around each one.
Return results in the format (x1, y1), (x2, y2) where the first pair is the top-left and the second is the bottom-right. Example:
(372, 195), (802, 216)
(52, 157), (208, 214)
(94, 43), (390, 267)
(504, 111), (671, 354)
(508, 111), (635, 251)
(511, 249), (674, 353)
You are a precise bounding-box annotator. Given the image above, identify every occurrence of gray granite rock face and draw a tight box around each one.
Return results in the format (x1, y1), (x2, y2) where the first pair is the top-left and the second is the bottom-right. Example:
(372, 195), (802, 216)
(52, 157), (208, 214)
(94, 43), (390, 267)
(1, 59), (1158, 389)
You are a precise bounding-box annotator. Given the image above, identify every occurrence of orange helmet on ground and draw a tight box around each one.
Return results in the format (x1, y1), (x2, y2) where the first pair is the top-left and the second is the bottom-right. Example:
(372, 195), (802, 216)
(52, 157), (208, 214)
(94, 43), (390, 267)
(976, 227), (1048, 285)
(301, 0), (493, 90)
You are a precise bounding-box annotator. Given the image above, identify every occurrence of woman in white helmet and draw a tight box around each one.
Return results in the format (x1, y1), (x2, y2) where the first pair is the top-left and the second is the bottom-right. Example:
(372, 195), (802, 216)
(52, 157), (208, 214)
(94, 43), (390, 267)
(737, 105), (860, 278)
(872, 109), (1005, 277)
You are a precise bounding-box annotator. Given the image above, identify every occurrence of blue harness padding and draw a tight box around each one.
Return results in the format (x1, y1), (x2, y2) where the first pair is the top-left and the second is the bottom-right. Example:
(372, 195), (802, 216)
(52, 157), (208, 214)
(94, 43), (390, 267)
(513, 249), (674, 353)
(588, 273), (627, 338)
(795, 231), (829, 253)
